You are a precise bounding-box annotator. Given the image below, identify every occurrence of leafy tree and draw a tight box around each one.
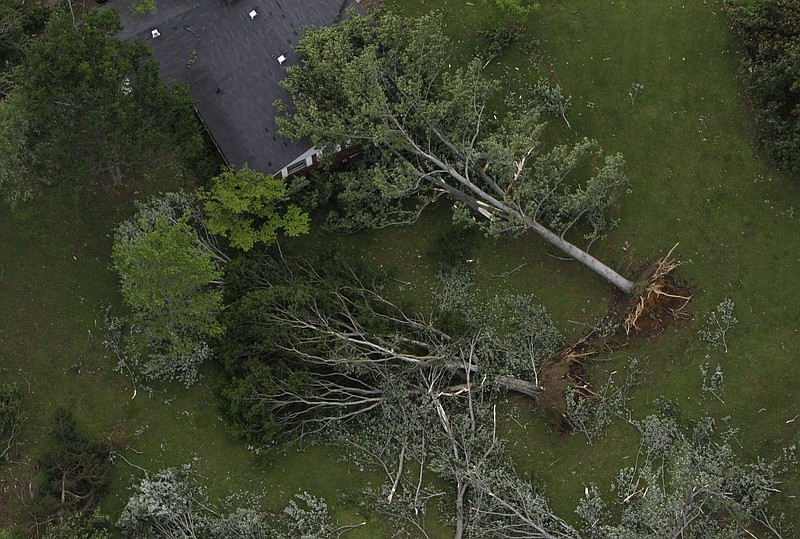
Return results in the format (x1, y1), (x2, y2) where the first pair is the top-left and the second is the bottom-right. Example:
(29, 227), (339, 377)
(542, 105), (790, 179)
(0, 0), (49, 96)
(0, 382), (23, 464)
(278, 13), (633, 293)
(112, 193), (227, 386)
(117, 465), (218, 538)
(725, 0), (800, 174)
(0, 90), (33, 209)
(483, 0), (535, 22)
(0, 8), (203, 204)
(529, 78), (573, 128)
(42, 512), (114, 539)
(33, 409), (111, 527)
(282, 493), (364, 539)
(475, 0), (534, 66)
(201, 164), (310, 252)
(577, 406), (797, 539)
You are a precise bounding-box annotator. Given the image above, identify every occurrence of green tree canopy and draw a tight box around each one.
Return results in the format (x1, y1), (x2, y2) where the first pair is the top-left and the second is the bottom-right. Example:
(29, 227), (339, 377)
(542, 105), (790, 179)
(112, 193), (226, 386)
(200, 164), (310, 252)
(278, 12), (633, 293)
(0, 0), (49, 95)
(725, 0), (800, 174)
(33, 408), (111, 523)
(0, 8), (204, 204)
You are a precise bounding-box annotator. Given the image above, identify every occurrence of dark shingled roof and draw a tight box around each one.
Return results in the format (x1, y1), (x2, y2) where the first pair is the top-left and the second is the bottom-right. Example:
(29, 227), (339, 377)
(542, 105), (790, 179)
(110, 0), (359, 174)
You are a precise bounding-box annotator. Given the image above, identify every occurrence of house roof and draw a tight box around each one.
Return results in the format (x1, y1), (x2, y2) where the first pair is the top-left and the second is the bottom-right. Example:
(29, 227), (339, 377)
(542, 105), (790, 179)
(110, 0), (359, 174)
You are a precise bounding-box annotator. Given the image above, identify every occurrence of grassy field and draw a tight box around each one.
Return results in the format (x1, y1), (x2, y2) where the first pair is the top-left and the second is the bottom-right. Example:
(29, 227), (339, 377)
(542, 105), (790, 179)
(2, 0), (799, 536)
(386, 0), (800, 527)
(0, 187), (388, 537)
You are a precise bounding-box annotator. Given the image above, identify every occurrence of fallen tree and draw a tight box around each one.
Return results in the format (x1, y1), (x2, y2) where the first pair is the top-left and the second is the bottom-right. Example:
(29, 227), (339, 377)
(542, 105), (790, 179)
(278, 12), (634, 293)
(217, 255), (560, 441)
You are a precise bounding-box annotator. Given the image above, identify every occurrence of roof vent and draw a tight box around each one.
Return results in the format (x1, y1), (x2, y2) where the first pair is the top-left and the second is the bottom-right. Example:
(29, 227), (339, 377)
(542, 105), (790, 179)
(277, 54), (286, 64)
(249, 9), (257, 19)
(151, 29), (161, 38)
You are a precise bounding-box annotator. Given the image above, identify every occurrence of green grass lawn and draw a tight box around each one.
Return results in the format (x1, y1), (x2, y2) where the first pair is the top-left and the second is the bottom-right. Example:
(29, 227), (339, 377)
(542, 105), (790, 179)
(384, 0), (800, 528)
(0, 188), (389, 537)
(2, 0), (799, 536)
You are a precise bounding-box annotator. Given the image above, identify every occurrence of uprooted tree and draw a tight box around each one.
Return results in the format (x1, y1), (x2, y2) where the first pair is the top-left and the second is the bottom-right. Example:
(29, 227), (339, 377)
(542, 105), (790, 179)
(217, 255), (561, 438)
(216, 254), (573, 538)
(213, 253), (796, 538)
(278, 12), (634, 293)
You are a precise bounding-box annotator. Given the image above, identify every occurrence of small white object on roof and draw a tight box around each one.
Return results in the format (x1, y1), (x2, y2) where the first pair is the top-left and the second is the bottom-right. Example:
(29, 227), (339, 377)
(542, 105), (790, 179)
(151, 29), (161, 38)
(278, 54), (286, 64)
(249, 9), (257, 19)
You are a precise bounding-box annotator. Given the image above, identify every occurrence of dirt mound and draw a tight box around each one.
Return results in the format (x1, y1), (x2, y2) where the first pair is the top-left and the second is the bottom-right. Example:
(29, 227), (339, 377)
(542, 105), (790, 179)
(537, 247), (692, 426)
(621, 246), (692, 337)
(538, 333), (595, 426)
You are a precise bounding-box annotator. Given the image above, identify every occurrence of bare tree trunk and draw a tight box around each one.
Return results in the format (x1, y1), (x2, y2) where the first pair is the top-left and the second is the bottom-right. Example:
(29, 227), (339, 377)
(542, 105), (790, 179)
(560, 110), (571, 129)
(419, 150), (635, 295)
(387, 442), (407, 503)
(109, 163), (124, 187)
(521, 215), (635, 295)
(454, 480), (468, 539)
(496, 376), (540, 401)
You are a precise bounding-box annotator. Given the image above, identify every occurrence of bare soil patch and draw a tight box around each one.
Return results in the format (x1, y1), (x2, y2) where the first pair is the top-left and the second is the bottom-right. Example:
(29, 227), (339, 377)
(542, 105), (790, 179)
(537, 248), (693, 428)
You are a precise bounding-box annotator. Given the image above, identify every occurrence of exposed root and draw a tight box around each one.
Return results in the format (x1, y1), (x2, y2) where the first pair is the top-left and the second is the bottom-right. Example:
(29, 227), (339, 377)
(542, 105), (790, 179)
(536, 244), (693, 428)
(538, 331), (597, 421)
(623, 243), (692, 335)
